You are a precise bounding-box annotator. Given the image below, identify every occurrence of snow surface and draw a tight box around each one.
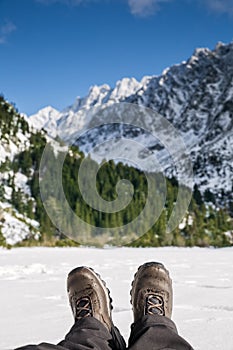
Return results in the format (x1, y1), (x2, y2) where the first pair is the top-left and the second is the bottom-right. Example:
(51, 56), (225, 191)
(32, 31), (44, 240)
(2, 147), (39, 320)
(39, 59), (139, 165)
(0, 211), (39, 245)
(14, 172), (31, 196)
(1, 247), (233, 350)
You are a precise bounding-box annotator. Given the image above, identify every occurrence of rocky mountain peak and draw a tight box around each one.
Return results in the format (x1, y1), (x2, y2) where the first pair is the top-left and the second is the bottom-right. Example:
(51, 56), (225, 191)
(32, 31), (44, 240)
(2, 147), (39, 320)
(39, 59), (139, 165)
(28, 41), (233, 205)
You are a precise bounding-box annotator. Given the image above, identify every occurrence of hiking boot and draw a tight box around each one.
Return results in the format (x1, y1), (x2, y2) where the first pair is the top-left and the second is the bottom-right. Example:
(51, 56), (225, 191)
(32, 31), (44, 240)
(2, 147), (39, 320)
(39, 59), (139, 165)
(67, 266), (113, 331)
(130, 262), (173, 322)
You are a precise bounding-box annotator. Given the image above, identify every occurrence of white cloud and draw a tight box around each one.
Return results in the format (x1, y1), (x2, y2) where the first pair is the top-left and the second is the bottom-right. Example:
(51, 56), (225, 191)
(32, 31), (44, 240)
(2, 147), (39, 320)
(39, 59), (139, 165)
(36, 0), (233, 18)
(203, 0), (233, 14)
(0, 21), (16, 45)
(128, 0), (233, 17)
(37, 0), (171, 16)
(128, 0), (170, 17)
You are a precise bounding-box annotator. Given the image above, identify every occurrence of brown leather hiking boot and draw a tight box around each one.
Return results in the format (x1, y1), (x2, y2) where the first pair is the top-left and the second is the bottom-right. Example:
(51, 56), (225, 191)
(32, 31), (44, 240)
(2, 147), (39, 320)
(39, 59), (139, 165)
(67, 266), (113, 331)
(130, 262), (173, 322)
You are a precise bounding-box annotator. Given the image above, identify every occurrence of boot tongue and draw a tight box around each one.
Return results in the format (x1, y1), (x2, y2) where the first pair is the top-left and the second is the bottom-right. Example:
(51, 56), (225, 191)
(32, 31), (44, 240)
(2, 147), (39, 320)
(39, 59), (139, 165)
(145, 294), (165, 316)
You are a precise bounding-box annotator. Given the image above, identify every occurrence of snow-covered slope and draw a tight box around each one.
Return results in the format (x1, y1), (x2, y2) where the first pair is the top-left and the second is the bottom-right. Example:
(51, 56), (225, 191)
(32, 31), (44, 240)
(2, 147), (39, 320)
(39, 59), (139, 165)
(0, 102), (31, 164)
(29, 41), (233, 204)
(29, 106), (60, 138)
(0, 98), (42, 244)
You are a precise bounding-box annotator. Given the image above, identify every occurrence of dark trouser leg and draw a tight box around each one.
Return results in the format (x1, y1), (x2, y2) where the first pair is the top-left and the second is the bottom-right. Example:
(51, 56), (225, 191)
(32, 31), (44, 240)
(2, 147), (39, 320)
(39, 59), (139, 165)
(128, 315), (194, 350)
(15, 317), (126, 350)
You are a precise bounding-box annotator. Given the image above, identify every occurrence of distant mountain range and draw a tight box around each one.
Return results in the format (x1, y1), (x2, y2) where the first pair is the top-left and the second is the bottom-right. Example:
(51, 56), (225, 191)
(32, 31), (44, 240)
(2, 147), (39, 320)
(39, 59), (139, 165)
(1, 41), (233, 247)
(29, 41), (233, 206)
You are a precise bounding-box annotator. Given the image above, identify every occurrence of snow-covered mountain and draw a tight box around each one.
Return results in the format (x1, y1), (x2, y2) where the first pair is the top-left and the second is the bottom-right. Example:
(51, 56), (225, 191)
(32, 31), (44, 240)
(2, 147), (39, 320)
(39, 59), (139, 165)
(29, 106), (60, 138)
(31, 78), (143, 141)
(29, 41), (233, 205)
(0, 98), (70, 246)
(0, 97), (42, 245)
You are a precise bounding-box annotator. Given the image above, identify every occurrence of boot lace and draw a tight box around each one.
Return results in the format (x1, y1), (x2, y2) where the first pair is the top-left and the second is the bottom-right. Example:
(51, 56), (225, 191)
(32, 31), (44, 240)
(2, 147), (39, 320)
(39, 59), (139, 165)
(76, 296), (93, 319)
(145, 294), (165, 316)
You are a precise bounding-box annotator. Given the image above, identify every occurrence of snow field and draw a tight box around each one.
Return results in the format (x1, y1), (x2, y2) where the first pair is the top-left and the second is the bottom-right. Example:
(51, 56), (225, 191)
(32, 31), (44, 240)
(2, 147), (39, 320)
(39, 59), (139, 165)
(0, 247), (233, 349)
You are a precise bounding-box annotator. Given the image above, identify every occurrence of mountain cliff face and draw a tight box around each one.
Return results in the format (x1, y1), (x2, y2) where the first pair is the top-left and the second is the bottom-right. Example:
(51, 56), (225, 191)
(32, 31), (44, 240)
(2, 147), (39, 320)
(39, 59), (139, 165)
(29, 42), (233, 206)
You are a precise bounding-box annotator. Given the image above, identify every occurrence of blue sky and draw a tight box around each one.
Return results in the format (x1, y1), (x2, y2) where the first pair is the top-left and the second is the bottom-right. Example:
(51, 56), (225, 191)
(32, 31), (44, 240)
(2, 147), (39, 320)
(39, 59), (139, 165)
(0, 0), (233, 115)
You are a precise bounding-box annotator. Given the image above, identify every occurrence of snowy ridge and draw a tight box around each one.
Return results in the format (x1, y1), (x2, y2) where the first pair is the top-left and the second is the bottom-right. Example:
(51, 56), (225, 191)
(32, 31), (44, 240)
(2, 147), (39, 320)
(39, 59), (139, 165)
(29, 106), (60, 138)
(0, 99), (51, 244)
(29, 41), (233, 204)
